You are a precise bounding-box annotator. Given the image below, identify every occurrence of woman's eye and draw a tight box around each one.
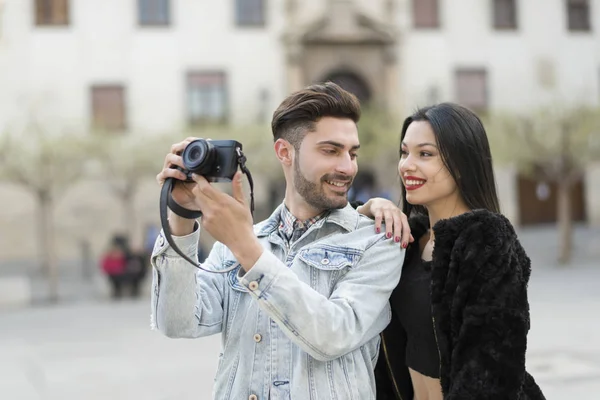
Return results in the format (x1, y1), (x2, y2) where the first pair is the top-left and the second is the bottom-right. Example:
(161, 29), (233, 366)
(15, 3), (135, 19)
(421, 152), (432, 157)
(400, 149), (408, 157)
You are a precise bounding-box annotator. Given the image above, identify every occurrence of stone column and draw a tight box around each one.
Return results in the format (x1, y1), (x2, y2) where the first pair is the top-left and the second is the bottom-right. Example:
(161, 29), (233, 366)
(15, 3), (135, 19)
(284, 0), (304, 94)
(385, 0), (397, 25)
(285, 0), (297, 25)
(285, 42), (304, 93)
(384, 45), (401, 113)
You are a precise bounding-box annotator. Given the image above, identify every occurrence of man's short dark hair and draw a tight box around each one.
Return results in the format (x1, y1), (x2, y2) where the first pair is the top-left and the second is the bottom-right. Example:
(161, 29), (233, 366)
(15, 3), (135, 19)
(271, 82), (361, 149)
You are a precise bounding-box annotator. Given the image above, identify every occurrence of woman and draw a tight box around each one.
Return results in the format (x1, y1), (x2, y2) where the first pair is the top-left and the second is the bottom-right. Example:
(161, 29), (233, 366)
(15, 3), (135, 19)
(358, 103), (545, 399)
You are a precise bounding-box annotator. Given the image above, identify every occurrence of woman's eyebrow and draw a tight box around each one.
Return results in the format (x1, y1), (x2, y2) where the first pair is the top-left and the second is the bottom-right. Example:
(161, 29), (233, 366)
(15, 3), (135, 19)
(401, 141), (438, 148)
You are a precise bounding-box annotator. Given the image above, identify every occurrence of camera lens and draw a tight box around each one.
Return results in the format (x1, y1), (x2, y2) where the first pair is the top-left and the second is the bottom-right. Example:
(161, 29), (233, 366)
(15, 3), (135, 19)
(189, 146), (203, 162)
(182, 139), (216, 175)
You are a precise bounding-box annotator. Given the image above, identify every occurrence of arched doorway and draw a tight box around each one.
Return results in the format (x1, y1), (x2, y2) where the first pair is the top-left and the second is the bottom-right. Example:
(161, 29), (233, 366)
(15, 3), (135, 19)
(322, 71), (372, 104)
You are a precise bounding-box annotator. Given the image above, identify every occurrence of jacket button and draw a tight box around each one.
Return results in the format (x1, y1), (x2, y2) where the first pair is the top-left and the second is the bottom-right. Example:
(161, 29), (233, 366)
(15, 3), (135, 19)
(249, 281), (259, 290)
(253, 334), (262, 343)
(320, 258), (330, 265)
(249, 395), (258, 400)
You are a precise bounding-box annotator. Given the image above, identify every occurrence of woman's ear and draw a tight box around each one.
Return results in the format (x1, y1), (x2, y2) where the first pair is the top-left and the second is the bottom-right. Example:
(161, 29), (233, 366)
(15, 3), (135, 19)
(274, 139), (294, 166)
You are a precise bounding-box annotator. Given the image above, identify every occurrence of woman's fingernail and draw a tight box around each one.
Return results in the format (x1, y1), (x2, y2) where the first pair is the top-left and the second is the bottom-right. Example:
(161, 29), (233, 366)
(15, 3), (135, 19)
(386, 232), (392, 239)
(402, 242), (408, 249)
(376, 228), (381, 234)
(395, 236), (400, 243)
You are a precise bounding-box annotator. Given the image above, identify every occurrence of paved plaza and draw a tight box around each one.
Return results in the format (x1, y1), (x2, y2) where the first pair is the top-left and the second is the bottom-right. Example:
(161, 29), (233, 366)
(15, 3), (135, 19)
(1, 225), (599, 399)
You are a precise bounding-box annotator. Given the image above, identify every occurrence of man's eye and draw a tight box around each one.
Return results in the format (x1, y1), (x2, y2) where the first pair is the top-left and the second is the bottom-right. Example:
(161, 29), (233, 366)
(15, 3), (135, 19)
(350, 153), (358, 160)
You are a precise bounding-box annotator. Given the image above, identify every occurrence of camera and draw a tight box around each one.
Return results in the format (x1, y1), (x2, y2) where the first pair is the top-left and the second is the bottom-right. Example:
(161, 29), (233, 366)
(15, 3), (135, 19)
(181, 139), (242, 182)
(160, 137), (255, 272)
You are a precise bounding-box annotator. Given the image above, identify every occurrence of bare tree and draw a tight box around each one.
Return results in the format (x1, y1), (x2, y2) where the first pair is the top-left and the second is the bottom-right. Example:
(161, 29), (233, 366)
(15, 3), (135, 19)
(86, 132), (168, 241)
(486, 106), (600, 264)
(0, 123), (87, 301)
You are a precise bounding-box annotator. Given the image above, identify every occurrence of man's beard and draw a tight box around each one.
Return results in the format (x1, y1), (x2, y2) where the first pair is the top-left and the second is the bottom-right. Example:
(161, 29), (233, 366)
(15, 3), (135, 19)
(293, 156), (351, 211)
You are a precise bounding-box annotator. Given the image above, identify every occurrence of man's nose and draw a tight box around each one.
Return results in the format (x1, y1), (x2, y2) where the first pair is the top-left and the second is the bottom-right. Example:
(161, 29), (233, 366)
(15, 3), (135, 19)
(336, 154), (356, 176)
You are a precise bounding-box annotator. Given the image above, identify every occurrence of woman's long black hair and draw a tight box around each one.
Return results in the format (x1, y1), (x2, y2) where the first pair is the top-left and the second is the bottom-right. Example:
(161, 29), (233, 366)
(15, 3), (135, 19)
(400, 103), (501, 217)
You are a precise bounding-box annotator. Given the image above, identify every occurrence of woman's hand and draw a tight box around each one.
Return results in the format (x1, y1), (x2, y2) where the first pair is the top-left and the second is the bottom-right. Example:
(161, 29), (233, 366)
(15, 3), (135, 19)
(357, 198), (414, 248)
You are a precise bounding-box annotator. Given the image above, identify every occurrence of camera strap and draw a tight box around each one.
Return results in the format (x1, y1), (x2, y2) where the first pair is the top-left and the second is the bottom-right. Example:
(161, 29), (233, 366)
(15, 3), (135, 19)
(159, 147), (255, 273)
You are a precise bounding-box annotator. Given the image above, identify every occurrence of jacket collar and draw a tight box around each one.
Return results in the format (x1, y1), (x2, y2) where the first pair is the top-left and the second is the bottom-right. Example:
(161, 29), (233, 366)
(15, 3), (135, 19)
(408, 209), (510, 243)
(255, 202), (359, 238)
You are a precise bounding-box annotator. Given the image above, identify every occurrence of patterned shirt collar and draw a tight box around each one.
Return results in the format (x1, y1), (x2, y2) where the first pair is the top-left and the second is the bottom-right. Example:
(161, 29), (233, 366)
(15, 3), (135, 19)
(279, 204), (328, 244)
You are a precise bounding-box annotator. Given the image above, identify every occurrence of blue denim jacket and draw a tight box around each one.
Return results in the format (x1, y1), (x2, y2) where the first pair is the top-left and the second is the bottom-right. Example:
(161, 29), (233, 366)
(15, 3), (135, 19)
(150, 204), (404, 399)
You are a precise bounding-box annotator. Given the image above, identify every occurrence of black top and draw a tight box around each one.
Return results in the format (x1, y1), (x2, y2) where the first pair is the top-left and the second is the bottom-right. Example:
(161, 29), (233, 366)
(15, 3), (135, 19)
(391, 252), (440, 378)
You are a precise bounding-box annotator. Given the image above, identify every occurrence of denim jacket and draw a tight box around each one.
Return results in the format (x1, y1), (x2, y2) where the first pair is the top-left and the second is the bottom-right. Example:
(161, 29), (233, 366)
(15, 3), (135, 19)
(150, 203), (404, 400)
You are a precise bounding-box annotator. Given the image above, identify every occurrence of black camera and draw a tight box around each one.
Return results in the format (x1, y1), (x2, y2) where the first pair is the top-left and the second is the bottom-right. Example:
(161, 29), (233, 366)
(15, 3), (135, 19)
(181, 139), (242, 182)
(161, 137), (255, 272)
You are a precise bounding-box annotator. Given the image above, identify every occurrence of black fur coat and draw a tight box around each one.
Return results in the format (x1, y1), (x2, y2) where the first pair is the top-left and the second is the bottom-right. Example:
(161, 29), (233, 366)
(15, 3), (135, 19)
(375, 210), (546, 400)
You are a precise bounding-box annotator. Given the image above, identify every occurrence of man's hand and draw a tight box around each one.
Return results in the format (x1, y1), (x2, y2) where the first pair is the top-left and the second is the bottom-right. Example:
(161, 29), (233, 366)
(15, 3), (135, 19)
(156, 137), (200, 210)
(191, 171), (263, 271)
(357, 197), (413, 248)
(156, 137), (201, 236)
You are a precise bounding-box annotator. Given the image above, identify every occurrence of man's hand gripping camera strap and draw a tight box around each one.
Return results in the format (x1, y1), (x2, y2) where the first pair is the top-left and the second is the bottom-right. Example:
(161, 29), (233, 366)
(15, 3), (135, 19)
(159, 148), (255, 273)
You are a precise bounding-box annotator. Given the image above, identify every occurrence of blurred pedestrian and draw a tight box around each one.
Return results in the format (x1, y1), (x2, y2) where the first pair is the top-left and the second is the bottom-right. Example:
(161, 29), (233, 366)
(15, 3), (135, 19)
(99, 239), (127, 299)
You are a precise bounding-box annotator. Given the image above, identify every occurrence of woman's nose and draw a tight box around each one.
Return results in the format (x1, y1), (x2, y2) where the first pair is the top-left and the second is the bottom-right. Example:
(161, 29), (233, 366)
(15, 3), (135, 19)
(399, 157), (415, 174)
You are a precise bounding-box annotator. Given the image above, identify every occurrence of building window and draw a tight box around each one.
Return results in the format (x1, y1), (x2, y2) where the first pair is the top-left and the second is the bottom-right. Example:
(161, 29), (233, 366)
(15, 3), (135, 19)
(35, 0), (69, 26)
(413, 0), (439, 29)
(138, 0), (170, 26)
(455, 69), (488, 113)
(235, 0), (265, 27)
(567, 0), (591, 31)
(187, 72), (227, 125)
(91, 86), (127, 131)
(493, 0), (518, 30)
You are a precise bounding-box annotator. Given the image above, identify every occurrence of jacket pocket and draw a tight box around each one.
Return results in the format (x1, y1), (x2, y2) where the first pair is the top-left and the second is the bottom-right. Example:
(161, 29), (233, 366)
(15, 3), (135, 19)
(297, 245), (363, 271)
(297, 245), (363, 294)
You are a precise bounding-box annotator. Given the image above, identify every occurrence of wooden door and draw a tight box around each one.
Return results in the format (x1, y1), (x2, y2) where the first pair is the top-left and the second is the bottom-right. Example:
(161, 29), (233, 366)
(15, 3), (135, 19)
(517, 175), (586, 225)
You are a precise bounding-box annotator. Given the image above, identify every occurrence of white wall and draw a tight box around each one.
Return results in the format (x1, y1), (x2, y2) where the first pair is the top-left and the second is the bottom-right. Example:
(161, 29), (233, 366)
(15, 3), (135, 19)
(3, 0), (598, 131)
(400, 0), (600, 112)
(0, 0), (287, 135)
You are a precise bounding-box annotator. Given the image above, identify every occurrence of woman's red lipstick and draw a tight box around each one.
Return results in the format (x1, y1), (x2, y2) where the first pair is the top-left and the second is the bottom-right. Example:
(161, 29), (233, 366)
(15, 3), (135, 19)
(403, 176), (426, 191)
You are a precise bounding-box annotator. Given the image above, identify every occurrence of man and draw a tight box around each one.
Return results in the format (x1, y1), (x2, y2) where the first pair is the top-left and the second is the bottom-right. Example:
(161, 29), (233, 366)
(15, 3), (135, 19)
(151, 82), (407, 399)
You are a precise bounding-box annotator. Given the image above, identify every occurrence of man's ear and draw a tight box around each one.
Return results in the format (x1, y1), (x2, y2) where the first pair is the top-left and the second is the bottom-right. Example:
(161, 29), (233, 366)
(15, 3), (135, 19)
(274, 139), (294, 166)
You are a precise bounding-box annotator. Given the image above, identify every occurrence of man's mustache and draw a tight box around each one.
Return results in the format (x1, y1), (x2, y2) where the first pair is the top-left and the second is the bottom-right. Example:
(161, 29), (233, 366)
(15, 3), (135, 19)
(321, 174), (354, 184)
